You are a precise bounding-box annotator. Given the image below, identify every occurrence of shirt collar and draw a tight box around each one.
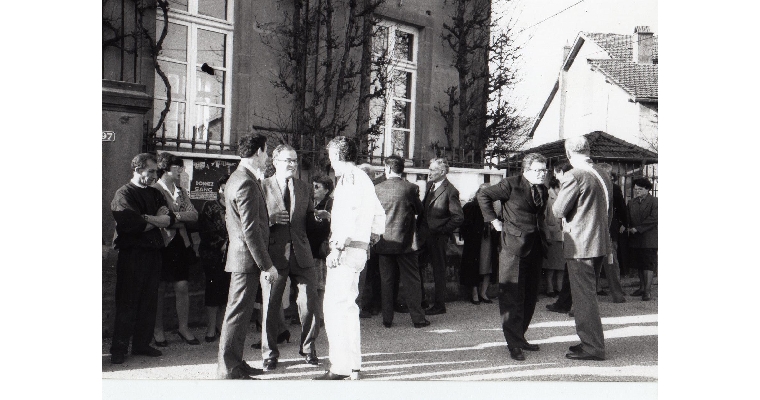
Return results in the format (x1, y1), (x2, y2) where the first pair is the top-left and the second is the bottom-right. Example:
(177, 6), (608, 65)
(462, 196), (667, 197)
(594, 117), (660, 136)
(157, 179), (179, 198)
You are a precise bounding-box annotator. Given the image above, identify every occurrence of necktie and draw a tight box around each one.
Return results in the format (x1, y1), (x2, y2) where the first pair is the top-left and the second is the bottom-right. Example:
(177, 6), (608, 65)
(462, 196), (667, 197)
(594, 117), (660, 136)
(531, 185), (543, 208)
(283, 180), (291, 212)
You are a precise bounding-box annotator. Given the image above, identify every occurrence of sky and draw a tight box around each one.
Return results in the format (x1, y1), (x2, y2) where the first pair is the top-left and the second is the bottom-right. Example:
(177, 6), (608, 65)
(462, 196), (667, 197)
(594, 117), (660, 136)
(496, 0), (658, 121)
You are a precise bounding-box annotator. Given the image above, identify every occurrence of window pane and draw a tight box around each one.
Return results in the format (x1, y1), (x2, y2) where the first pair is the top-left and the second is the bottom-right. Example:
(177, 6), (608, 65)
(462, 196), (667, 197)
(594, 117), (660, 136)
(392, 71), (412, 99)
(168, 0), (188, 12)
(394, 31), (414, 61)
(199, 0), (227, 20)
(156, 60), (187, 100)
(156, 21), (187, 61)
(197, 29), (226, 68)
(153, 101), (186, 139)
(391, 130), (409, 156)
(372, 26), (389, 57)
(196, 68), (225, 104)
(392, 100), (411, 129)
(195, 105), (225, 143)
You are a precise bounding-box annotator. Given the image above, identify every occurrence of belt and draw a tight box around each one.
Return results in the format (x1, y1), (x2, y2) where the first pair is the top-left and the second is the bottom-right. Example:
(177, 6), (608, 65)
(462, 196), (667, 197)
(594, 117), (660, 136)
(330, 240), (369, 252)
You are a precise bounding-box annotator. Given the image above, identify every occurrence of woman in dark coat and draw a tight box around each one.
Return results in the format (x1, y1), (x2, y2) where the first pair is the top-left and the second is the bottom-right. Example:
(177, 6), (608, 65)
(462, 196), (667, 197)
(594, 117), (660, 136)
(459, 183), (499, 304)
(624, 177), (658, 301)
(198, 175), (231, 342)
(305, 175), (334, 321)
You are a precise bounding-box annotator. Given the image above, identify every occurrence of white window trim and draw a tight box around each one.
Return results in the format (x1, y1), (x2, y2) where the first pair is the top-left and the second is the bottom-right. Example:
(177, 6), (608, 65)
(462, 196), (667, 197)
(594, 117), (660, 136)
(155, 1), (235, 149)
(374, 21), (419, 159)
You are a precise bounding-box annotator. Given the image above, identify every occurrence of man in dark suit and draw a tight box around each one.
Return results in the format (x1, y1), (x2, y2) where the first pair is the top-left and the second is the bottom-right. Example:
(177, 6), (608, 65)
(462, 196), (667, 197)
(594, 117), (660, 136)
(418, 158), (464, 316)
(553, 135), (613, 361)
(374, 155), (430, 328)
(477, 153), (549, 362)
(217, 134), (279, 379)
(596, 163), (627, 303)
(259, 144), (321, 370)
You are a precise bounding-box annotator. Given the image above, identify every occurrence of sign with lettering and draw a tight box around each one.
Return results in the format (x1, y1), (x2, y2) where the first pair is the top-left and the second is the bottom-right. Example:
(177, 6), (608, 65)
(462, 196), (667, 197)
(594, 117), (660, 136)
(188, 159), (239, 208)
(102, 131), (115, 141)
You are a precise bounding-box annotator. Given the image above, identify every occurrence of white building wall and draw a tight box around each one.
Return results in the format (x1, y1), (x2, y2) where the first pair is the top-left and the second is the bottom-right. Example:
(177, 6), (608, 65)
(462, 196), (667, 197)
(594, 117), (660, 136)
(530, 90), (561, 147)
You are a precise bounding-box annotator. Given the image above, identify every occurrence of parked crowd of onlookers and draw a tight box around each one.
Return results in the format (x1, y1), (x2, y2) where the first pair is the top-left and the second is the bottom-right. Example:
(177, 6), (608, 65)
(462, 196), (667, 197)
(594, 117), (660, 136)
(108, 134), (657, 376)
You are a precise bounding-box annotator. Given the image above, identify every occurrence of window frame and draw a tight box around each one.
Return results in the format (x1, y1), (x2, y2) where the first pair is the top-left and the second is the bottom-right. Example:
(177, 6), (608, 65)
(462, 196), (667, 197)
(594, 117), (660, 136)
(154, 0), (235, 149)
(372, 20), (419, 159)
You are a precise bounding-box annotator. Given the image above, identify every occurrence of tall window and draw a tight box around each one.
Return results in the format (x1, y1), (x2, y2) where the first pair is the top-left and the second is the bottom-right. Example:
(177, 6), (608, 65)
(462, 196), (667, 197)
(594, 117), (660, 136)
(369, 21), (418, 159)
(154, 0), (234, 150)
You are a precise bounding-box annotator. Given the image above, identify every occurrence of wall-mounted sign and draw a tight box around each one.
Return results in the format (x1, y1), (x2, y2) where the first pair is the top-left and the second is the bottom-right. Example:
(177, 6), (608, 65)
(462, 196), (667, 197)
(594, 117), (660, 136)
(102, 131), (115, 141)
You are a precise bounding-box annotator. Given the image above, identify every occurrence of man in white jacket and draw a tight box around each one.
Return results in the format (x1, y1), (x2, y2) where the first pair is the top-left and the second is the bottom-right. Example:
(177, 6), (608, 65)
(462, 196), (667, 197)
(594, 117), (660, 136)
(314, 136), (384, 380)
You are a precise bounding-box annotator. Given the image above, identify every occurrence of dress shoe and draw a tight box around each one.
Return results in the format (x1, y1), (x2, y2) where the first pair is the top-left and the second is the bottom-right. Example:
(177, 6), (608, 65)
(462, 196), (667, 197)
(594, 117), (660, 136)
(205, 329), (220, 342)
(568, 310), (575, 317)
(277, 330), (291, 344)
(359, 309), (373, 319)
(110, 353), (125, 364)
(545, 303), (570, 313)
(313, 371), (349, 380)
(394, 303), (410, 313)
(132, 346), (162, 357)
(304, 352), (319, 365)
(239, 362), (264, 376)
(469, 298), (481, 305)
(522, 343), (540, 351)
(177, 331), (200, 345)
(263, 358), (278, 371)
(479, 295), (493, 304)
(569, 344), (583, 353)
(613, 298), (627, 304)
(154, 335), (168, 347)
(642, 293), (652, 301)
(413, 319), (431, 328)
(566, 349), (604, 361)
(596, 290), (608, 296)
(631, 288), (644, 296)
(383, 321), (392, 328)
(425, 305), (446, 316)
(508, 347), (525, 361)
(545, 291), (558, 298)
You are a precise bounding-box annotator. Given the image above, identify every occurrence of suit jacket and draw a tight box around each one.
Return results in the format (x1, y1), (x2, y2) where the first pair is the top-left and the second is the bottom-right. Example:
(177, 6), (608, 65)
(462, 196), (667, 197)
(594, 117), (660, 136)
(262, 176), (316, 270)
(417, 178), (464, 242)
(544, 188), (564, 242)
(224, 165), (273, 273)
(373, 177), (424, 254)
(477, 175), (548, 258)
(609, 183), (628, 241)
(626, 193), (658, 249)
(552, 164), (613, 259)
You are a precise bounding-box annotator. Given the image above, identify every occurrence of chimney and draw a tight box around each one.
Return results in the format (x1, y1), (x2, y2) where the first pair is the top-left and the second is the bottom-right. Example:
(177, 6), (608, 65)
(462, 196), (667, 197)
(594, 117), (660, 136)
(633, 26), (654, 64)
(562, 42), (572, 62)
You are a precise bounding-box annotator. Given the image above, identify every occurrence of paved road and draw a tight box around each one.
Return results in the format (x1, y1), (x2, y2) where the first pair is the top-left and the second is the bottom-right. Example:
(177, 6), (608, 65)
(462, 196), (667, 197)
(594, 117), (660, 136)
(102, 279), (657, 383)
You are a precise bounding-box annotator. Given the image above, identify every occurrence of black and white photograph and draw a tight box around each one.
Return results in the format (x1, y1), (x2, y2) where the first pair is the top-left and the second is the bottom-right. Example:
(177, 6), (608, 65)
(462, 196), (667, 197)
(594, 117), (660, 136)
(97, 0), (664, 394)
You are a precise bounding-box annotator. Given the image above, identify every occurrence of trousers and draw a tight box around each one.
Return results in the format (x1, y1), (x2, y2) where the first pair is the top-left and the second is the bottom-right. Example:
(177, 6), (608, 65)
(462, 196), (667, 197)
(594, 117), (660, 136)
(497, 240), (542, 348)
(567, 257), (606, 359)
(379, 252), (425, 324)
(217, 271), (260, 379)
(323, 248), (366, 375)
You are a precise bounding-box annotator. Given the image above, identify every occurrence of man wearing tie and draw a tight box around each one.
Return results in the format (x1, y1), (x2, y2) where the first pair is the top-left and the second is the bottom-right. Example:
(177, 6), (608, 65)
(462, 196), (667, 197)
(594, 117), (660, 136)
(260, 144), (321, 370)
(217, 134), (279, 379)
(477, 153), (549, 362)
(418, 158), (464, 316)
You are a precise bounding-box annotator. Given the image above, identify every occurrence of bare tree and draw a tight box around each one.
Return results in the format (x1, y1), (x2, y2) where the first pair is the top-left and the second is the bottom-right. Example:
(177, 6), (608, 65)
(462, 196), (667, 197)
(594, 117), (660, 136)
(254, 0), (387, 171)
(439, 0), (527, 165)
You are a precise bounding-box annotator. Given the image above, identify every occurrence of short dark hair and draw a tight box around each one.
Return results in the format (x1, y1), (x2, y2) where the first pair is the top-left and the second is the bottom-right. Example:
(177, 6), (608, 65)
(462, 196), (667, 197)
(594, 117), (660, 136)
(327, 136), (358, 162)
(385, 155), (405, 174)
(548, 176), (560, 189)
(633, 177), (653, 190)
(553, 161), (573, 173)
(312, 175), (334, 195)
(156, 152), (183, 177)
(237, 134), (268, 158)
(522, 153), (547, 171)
(131, 153), (157, 170)
(217, 174), (229, 187)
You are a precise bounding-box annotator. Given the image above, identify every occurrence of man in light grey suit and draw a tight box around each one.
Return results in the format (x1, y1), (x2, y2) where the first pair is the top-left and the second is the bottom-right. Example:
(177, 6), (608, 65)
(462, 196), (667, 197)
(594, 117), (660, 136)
(259, 144), (321, 370)
(552, 135), (613, 361)
(217, 134), (279, 379)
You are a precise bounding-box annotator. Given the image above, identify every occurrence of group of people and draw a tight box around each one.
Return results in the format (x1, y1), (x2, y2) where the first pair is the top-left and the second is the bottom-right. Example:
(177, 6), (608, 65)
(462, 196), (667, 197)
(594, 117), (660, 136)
(108, 132), (657, 378)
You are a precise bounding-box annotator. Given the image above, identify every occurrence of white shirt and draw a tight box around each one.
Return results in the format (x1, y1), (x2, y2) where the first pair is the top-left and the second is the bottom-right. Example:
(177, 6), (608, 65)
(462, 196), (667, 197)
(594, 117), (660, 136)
(330, 164), (384, 246)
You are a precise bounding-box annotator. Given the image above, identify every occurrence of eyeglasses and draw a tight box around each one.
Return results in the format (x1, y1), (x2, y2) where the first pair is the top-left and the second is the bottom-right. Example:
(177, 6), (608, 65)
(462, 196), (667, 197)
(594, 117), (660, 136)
(170, 165), (184, 171)
(528, 168), (548, 174)
(276, 158), (298, 165)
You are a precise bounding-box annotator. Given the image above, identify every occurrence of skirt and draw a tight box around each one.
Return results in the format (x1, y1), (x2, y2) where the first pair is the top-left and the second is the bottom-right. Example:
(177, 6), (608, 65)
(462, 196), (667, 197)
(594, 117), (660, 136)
(630, 248), (658, 271)
(160, 235), (191, 282)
